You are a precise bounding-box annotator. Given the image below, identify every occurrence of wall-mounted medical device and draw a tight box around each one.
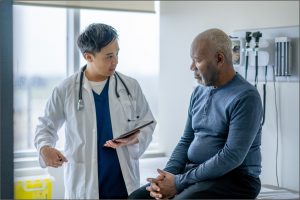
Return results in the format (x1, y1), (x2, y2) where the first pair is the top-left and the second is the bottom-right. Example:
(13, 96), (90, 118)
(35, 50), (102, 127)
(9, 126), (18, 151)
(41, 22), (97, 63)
(275, 37), (291, 76)
(231, 37), (244, 67)
(230, 26), (299, 82)
(231, 32), (270, 83)
(231, 35), (271, 68)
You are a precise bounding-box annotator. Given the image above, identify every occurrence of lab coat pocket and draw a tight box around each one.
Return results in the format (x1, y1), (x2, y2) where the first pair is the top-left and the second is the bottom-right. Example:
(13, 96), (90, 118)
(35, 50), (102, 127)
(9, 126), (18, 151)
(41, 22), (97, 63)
(128, 152), (140, 181)
(64, 162), (85, 198)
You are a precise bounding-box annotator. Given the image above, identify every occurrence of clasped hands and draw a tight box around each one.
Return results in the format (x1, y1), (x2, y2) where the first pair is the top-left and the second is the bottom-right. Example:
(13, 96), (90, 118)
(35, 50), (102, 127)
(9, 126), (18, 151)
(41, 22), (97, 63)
(146, 169), (177, 199)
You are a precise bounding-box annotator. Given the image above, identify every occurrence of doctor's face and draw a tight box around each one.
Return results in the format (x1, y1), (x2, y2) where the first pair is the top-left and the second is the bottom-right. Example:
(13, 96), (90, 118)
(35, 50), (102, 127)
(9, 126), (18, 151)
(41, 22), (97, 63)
(190, 39), (219, 86)
(85, 39), (119, 81)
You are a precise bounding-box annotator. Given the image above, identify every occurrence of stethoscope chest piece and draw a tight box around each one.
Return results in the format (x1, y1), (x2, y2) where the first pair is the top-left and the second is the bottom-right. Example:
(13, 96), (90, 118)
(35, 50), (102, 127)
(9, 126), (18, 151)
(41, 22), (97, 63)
(77, 99), (84, 111)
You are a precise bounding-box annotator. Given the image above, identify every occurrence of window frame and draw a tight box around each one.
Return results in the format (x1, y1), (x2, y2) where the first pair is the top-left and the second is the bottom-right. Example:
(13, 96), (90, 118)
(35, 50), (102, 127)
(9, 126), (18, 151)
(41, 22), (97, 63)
(0, 0), (14, 198)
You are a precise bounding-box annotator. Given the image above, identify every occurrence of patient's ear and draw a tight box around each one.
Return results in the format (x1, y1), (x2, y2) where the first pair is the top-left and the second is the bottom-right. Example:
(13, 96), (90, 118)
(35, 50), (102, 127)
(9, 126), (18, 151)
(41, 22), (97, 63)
(216, 52), (225, 66)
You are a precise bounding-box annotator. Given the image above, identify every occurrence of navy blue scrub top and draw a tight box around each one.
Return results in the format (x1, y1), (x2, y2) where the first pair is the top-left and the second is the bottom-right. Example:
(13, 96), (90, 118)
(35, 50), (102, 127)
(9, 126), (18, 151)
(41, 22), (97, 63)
(92, 78), (128, 199)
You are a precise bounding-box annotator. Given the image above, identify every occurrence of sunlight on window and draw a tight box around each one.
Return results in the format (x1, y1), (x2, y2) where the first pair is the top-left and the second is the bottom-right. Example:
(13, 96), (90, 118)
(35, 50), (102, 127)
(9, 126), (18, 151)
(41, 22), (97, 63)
(80, 10), (159, 76)
(13, 5), (67, 151)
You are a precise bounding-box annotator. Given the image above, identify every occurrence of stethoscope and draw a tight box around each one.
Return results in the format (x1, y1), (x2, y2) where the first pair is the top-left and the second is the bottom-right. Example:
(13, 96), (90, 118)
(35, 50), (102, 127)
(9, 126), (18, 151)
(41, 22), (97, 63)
(77, 65), (139, 121)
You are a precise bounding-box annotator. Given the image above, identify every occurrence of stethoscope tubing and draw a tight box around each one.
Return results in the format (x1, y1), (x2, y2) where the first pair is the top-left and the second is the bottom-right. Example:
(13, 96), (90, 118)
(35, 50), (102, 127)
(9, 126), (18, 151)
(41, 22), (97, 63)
(77, 65), (139, 120)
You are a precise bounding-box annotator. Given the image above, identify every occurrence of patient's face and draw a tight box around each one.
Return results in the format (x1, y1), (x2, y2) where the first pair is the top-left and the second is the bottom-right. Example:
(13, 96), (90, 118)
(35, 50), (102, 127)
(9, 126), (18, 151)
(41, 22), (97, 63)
(190, 39), (219, 86)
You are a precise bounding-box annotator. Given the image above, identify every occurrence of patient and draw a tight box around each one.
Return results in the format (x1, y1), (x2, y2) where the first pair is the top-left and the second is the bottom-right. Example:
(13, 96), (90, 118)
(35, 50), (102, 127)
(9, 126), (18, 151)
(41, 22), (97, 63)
(129, 28), (263, 199)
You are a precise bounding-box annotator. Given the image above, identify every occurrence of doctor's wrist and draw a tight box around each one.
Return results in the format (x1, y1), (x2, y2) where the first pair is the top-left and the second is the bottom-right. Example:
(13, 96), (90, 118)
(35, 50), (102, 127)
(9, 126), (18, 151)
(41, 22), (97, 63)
(40, 145), (52, 153)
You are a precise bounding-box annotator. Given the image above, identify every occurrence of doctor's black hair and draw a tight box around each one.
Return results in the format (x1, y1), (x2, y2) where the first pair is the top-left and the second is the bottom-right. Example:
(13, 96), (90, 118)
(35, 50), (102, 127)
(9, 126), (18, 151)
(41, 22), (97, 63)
(77, 23), (118, 56)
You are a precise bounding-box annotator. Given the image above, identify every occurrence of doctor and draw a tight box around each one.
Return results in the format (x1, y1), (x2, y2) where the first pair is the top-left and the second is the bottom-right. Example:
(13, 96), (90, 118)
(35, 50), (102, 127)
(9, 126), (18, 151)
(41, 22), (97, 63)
(34, 23), (156, 199)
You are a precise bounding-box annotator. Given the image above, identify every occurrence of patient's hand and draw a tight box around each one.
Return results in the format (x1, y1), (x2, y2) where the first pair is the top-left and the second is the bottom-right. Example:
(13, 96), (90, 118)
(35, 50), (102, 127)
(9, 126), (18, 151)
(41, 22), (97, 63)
(146, 173), (165, 199)
(146, 169), (177, 199)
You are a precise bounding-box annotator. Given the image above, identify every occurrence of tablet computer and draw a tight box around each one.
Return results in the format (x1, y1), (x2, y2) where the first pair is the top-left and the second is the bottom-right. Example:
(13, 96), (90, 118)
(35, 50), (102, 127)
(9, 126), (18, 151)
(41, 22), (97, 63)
(112, 120), (154, 142)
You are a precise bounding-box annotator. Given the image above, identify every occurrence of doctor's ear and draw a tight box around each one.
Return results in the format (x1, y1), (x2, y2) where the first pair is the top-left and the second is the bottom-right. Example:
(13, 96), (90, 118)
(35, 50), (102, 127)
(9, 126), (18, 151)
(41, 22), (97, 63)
(84, 53), (94, 63)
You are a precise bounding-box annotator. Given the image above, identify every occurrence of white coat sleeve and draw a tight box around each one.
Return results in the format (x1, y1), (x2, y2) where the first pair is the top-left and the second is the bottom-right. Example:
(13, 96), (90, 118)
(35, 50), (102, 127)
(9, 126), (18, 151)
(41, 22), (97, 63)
(127, 80), (156, 159)
(34, 86), (65, 167)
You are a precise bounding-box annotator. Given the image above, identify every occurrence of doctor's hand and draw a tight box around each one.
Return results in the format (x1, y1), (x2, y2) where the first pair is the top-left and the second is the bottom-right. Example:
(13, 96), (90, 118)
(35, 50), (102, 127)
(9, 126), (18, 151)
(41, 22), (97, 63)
(104, 131), (140, 149)
(40, 146), (68, 168)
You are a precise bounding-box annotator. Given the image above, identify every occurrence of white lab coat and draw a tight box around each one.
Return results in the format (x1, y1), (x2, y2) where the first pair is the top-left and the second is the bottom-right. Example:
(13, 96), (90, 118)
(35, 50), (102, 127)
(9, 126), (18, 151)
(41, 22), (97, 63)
(34, 70), (156, 199)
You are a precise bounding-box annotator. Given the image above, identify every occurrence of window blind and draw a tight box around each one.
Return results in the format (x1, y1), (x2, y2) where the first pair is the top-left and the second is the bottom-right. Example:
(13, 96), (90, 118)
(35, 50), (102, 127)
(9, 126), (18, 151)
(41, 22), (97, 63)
(13, 1), (155, 13)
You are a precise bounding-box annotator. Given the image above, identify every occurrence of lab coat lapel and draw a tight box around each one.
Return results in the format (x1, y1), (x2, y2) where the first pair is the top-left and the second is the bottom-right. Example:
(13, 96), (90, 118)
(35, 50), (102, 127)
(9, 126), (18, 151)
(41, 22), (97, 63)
(108, 73), (128, 139)
(74, 68), (93, 100)
(82, 73), (93, 100)
(108, 75), (119, 138)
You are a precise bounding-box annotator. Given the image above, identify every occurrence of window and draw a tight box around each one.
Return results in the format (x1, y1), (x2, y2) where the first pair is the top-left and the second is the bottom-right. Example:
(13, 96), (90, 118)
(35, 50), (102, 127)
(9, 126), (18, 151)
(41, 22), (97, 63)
(13, 5), (67, 151)
(13, 5), (161, 154)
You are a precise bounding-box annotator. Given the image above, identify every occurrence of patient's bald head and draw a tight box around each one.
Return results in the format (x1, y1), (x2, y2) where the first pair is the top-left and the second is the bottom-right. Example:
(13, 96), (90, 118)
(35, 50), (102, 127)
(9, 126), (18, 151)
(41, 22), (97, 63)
(192, 28), (233, 64)
(190, 28), (235, 87)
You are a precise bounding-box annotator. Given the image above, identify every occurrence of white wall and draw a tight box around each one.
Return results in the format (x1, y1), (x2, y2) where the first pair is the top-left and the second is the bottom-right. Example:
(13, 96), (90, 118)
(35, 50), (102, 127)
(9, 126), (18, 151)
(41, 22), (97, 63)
(159, 1), (299, 191)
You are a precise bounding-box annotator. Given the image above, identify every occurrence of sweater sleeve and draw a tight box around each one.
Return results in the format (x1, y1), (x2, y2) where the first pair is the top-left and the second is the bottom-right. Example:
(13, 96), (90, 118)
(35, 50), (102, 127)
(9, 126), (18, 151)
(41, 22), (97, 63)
(174, 91), (262, 192)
